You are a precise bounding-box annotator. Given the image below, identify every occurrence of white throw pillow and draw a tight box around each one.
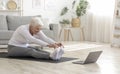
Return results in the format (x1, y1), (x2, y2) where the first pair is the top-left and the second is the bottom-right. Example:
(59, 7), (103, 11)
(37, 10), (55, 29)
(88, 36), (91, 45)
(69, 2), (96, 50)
(40, 18), (50, 29)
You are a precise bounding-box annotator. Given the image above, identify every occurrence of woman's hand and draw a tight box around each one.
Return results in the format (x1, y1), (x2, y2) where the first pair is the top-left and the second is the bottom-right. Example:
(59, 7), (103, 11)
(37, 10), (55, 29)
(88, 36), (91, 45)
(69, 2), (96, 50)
(55, 43), (64, 47)
(47, 43), (64, 49)
(47, 44), (59, 49)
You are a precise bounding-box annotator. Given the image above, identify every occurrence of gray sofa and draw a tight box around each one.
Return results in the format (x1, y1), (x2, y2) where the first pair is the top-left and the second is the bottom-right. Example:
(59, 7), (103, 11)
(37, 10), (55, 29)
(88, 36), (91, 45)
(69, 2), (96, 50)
(0, 15), (59, 45)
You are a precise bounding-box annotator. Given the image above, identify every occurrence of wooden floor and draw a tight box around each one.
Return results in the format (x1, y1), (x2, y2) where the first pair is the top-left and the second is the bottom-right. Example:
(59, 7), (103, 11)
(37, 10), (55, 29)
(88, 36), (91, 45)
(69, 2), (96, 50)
(0, 42), (120, 74)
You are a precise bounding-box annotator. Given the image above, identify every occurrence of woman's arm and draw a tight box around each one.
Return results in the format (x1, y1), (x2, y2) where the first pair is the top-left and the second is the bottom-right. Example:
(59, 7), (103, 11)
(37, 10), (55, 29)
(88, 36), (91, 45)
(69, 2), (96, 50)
(20, 29), (49, 47)
(37, 31), (56, 44)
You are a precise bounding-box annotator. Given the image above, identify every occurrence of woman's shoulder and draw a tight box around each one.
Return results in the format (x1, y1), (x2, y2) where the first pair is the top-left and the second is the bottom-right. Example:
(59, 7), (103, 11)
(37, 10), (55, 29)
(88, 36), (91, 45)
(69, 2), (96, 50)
(17, 24), (29, 31)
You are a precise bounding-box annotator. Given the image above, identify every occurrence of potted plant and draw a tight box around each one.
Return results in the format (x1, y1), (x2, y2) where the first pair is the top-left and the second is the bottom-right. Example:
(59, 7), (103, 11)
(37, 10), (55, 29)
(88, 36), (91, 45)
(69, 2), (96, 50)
(72, 0), (88, 27)
(59, 7), (71, 27)
(59, 19), (70, 28)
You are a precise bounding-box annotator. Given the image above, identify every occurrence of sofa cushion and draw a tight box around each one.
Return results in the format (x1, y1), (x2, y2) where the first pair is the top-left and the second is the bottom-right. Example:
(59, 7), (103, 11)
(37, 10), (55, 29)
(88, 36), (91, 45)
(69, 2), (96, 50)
(0, 15), (8, 30)
(7, 16), (33, 30)
(0, 40), (9, 45)
(0, 30), (14, 40)
(42, 30), (54, 39)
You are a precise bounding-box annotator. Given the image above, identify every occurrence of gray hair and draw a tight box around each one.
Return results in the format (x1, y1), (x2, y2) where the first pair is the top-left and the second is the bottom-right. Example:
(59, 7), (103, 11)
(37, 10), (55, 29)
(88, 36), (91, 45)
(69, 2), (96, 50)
(30, 17), (44, 26)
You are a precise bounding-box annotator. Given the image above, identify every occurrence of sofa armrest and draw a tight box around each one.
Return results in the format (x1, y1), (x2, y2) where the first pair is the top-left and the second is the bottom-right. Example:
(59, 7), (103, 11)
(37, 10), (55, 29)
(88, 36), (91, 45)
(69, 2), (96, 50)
(49, 24), (59, 41)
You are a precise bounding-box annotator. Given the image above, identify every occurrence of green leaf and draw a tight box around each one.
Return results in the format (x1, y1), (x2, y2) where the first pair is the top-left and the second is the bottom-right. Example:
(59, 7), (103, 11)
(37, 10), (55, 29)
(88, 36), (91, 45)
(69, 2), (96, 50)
(76, 0), (88, 17)
(60, 7), (69, 16)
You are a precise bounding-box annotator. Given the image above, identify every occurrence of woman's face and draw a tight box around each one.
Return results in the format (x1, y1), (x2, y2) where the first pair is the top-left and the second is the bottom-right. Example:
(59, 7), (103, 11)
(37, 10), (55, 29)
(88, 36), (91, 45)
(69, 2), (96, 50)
(31, 25), (41, 34)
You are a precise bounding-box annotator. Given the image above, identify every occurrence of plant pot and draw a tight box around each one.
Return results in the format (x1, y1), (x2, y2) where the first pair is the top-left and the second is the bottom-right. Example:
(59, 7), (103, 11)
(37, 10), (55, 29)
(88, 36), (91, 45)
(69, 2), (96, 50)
(71, 18), (80, 27)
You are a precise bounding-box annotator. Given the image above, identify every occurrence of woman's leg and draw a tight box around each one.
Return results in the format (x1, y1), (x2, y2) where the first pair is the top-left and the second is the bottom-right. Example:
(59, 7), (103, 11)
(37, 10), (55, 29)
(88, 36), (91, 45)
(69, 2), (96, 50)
(8, 45), (50, 59)
(28, 46), (50, 59)
(50, 46), (64, 60)
(8, 45), (32, 57)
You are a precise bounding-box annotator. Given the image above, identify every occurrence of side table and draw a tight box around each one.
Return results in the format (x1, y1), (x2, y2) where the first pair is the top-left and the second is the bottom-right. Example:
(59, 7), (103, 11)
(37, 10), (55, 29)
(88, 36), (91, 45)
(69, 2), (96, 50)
(59, 27), (85, 41)
(59, 28), (73, 41)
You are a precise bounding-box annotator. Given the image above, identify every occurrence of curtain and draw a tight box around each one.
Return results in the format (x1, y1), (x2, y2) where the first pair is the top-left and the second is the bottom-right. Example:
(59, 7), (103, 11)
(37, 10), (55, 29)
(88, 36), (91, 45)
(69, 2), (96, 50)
(84, 0), (115, 43)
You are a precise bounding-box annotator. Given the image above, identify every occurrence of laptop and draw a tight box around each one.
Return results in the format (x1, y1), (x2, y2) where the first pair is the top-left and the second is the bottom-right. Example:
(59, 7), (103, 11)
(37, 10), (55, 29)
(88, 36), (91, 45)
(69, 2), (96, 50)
(72, 51), (103, 64)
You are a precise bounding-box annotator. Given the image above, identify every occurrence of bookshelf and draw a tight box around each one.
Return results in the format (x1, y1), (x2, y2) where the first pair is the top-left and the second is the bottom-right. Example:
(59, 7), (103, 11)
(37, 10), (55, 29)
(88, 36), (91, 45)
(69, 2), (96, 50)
(111, 0), (120, 47)
(0, 0), (23, 16)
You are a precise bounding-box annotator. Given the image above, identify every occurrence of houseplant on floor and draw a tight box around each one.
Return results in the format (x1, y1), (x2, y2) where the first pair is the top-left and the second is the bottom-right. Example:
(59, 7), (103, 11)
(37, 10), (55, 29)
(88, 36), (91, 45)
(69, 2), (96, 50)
(71, 0), (88, 27)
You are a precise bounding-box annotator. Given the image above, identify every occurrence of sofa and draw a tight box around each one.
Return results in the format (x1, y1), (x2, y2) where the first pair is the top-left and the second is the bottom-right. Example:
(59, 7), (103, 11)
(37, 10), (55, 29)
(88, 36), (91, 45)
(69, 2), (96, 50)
(0, 15), (59, 45)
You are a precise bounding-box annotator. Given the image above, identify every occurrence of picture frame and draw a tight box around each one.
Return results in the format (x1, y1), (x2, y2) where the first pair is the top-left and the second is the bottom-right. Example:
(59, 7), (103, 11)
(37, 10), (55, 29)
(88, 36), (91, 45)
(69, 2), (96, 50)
(44, 0), (57, 10)
(32, 0), (42, 9)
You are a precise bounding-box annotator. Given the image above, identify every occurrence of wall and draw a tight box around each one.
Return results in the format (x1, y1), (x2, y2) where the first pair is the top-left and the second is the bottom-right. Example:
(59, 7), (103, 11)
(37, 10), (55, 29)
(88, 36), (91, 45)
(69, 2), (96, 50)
(23, 0), (74, 23)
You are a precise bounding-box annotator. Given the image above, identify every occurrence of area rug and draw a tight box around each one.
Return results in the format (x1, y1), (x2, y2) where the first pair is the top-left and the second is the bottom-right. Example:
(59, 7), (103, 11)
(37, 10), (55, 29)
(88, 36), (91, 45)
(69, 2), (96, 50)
(63, 43), (103, 51)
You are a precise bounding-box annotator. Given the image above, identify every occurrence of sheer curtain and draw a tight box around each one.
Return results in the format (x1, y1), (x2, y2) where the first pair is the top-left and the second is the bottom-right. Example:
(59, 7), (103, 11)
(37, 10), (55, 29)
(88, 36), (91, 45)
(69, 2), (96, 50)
(84, 0), (115, 43)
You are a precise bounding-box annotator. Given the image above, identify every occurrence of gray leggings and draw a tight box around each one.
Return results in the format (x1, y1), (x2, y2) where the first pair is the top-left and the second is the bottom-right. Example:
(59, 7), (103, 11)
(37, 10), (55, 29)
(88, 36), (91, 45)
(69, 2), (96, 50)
(8, 45), (50, 59)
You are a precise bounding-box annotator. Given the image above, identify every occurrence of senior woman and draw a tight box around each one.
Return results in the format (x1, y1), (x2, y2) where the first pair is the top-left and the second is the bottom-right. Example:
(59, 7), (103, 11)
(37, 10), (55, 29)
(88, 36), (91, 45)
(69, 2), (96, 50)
(8, 17), (64, 60)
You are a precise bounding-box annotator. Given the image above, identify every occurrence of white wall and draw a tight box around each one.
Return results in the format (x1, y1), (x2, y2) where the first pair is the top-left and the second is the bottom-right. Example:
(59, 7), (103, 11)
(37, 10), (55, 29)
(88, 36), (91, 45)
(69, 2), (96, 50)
(23, 0), (74, 23)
